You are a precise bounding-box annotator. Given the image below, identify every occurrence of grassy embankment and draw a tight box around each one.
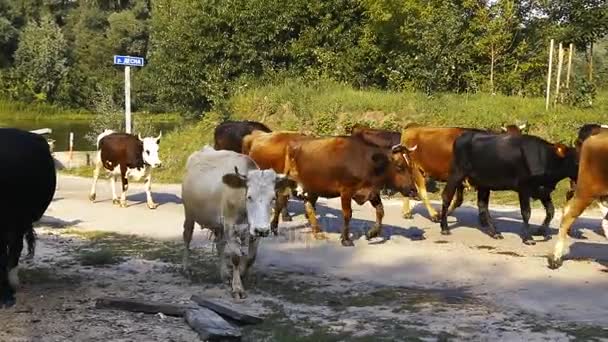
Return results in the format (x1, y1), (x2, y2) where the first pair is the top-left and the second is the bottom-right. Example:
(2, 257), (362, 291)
(62, 79), (608, 207)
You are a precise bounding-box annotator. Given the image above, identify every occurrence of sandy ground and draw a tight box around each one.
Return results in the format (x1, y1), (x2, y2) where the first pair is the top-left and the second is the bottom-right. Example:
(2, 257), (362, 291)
(2, 174), (607, 341)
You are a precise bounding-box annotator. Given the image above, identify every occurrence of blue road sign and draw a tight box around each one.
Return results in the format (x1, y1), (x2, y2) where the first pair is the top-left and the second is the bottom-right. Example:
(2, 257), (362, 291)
(113, 55), (145, 67)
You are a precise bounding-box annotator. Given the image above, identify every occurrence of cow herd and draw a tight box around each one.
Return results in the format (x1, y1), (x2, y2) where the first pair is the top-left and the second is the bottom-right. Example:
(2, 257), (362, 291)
(1, 119), (607, 306)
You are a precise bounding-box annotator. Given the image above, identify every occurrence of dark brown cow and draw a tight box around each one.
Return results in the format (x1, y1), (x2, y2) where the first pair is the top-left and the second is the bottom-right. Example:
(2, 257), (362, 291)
(242, 130), (313, 231)
(283, 136), (416, 246)
(214, 120), (272, 153)
(89, 130), (162, 209)
(549, 131), (608, 269)
(399, 124), (525, 221)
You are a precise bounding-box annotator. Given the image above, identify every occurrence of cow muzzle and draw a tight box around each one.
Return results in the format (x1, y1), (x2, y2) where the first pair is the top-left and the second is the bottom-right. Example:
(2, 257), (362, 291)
(253, 227), (271, 237)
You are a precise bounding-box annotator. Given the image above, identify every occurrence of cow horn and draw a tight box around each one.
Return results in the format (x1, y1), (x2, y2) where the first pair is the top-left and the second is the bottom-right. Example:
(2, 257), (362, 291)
(518, 122), (527, 130)
(391, 144), (403, 153)
(406, 144), (417, 151)
(156, 131), (162, 140)
(500, 126), (507, 132)
(138, 133), (143, 141)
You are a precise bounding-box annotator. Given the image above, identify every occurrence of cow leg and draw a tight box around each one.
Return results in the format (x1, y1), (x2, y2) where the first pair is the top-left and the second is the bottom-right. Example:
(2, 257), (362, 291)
(340, 193), (354, 247)
(24, 228), (36, 260)
(231, 254), (246, 299)
(304, 194), (326, 240)
(89, 153), (102, 202)
(241, 237), (260, 285)
(477, 188), (502, 239)
(144, 168), (158, 209)
(271, 189), (290, 235)
(110, 173), (120, 205)
(182, 215), (195, 269)
(413, 167), (440, 222)
(402, 196), (413, 219)
(440, 172), (465, 235)
(548, 195), (593, 269)
(0, 232), (13, 308)
(366, 193), (384, 240)
(538, 195), (555, 240)
(119, 166), (129, 208)
(446, 184), (465, 216)
(518, 192), (534, 245)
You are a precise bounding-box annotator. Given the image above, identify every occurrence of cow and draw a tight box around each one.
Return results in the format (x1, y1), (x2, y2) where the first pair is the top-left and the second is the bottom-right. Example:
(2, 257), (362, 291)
(399, 124), (526, 221)
(181, 146), (296, 298)
(214, 120), (272, 153)
(241, 130), (313, 232)
(548, 131), (608, 269)
(282, 136), (417, 246)
(0, 128), (56, 308)
(500, 121), (529, 134)
(565, 123), (608, 202)
(89, 130), (162, 209)
(440, 131), (578, 245)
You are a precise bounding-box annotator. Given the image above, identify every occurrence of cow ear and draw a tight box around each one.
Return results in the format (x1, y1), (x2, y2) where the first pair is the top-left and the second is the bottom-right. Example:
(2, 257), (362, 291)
(554, 143), (568, 158)
(275, 175), (297, 191)
(223, 173), (247, 188)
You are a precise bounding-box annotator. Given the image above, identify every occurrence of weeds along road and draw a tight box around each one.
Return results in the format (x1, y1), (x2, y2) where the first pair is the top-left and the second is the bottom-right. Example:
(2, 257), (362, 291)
(45, 175), (608, 327)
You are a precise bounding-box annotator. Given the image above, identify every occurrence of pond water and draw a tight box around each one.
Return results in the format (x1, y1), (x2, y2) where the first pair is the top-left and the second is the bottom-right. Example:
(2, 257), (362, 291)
(0, 117), (179, 151)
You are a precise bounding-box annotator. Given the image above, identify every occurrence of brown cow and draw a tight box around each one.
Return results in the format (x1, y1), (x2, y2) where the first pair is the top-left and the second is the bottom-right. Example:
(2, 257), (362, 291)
(283, 136), (416, 246)
(242, 131), (313, 232)
(89, 130), (162, 209)
(399, 124), (525, 221)
(548, 131), (608, 269)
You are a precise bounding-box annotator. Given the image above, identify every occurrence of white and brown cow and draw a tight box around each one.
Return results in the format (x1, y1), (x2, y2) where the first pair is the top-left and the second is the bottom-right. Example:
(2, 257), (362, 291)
(89, 129), (162, 209)
(181, 145), (296, 299)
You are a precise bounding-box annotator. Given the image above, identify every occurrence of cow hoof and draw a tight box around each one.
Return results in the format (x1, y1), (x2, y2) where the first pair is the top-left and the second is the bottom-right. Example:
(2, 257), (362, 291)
(231, 291), (247, 300)
(120, 202), (128, 208)
(491, 233), (504, 240)
(282, 215), (293, 222)
(547, 256), (563, 270)
(402, 212), (414, 220)
(112, 199), (120, 205)
(430, 215), (440, 223)
(89, 194), (96, 202)
(440, 229), (451, 236)
(0, 294), (15, 308)
(147, 202), (159, 209)
(568, 230), (584, 239)
(341, 239), (354, 247)
(523, 239), (535, 246)
(313, 232), (328, 240)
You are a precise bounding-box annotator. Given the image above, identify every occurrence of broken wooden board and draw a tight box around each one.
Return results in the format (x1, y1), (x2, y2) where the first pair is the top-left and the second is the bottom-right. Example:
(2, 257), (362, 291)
(190, 295), (263, 325)
(185, 308), (242, 341)
(95, 297), (196, 317)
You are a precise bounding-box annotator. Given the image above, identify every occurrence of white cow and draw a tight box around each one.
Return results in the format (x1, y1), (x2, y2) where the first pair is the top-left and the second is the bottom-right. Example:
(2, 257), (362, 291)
(181, 145), (296, 299)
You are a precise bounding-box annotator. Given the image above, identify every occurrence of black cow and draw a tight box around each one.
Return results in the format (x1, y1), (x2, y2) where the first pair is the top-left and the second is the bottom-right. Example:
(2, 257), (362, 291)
(440, 132), (577, 244)
(0, 128), (56, 308)
(213, 120), (272, 153)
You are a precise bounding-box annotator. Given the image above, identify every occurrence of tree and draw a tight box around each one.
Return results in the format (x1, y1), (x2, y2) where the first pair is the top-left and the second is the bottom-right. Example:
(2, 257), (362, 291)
(13, 15), (67, 101)
(473, 0), (518, 94)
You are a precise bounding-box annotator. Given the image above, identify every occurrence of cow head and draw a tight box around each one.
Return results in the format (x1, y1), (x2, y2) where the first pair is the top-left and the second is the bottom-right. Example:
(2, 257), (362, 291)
(222, 167), (297, 237)
(138, 132), (162, 168)
(553, 143), (578, 181)
(501, 121), (528, 134)
(372, 144), (417, 197)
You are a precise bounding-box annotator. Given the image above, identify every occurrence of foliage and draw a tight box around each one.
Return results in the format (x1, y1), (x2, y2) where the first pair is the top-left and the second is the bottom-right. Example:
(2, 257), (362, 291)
(12, 15), (68, 102)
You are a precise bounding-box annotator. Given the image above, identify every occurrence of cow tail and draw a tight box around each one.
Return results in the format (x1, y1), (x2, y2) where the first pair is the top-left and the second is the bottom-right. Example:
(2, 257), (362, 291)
(96, 129), (115, 149)
(25, 227), (37, 258)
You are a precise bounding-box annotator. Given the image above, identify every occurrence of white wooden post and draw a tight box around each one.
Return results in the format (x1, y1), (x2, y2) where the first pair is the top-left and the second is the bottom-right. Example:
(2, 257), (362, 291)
(566, 43), (574, 89)
(545, 39), (554, 111)
(125, 66), (131, 134)
(555, 42), (564, 104)
(68, 132), (74, 168)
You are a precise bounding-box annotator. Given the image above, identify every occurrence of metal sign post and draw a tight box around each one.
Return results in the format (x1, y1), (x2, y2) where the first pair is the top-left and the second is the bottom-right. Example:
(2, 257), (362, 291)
(113, 55), (145, 134)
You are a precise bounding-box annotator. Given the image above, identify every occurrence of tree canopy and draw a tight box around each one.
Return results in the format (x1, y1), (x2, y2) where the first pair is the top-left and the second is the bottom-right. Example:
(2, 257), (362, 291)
(0, 0), (606, 114)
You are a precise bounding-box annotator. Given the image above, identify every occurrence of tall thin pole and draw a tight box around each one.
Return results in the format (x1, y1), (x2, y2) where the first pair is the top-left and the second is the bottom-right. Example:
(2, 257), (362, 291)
(566, 43), (574, 89)
(545, 39), (554, 111)
(125, 66), (131, 134)
(555, 42), (564, 104)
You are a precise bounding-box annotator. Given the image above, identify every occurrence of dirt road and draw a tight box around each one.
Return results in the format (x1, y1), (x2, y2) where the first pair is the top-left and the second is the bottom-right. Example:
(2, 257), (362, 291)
(4, 174), (607, 340)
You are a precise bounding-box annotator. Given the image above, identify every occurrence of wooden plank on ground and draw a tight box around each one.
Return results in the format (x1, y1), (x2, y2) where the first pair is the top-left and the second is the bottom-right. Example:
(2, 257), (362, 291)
(190, 295), (263, 325)
(185, 308), (242, 341)
(95, 297), (196, 317)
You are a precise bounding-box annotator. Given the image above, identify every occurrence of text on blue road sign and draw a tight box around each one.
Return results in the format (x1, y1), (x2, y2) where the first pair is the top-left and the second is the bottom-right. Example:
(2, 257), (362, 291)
(113, 55), (145, 67)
